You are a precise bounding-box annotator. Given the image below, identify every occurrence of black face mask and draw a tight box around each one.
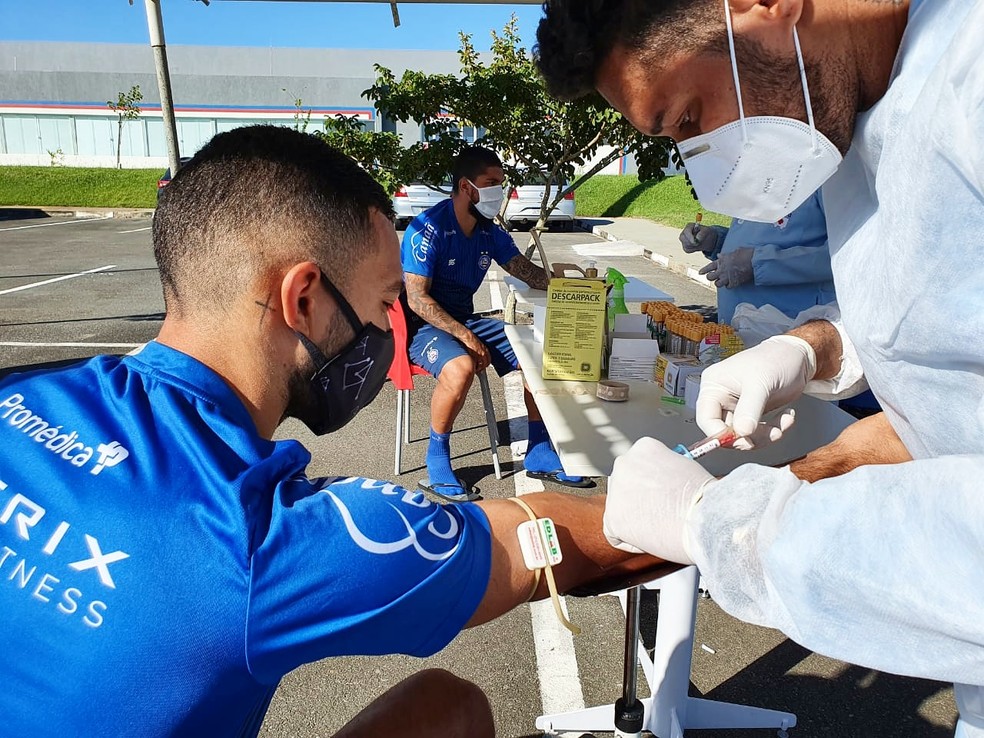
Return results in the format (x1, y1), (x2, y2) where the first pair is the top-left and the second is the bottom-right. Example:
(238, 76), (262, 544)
(293, 271), (394, 436)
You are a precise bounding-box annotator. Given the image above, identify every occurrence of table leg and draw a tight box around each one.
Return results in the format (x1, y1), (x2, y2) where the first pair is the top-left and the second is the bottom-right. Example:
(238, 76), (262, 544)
(535, 566), (796, 737)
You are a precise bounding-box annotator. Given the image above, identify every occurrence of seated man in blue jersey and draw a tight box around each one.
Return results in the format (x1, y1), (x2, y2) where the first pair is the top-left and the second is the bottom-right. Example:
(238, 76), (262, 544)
(0, 125), (661, 738)
(402, 146), (591, 499)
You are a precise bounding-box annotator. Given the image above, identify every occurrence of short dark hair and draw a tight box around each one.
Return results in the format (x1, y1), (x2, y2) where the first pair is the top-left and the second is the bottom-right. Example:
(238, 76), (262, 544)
(153, 125), (394, 314)
(534, 0), (724, 101)
(450, 146), (503, 193)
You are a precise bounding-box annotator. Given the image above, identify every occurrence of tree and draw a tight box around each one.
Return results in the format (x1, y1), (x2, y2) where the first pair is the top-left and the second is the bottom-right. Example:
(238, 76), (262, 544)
(107, 85), (143, 169)
(351, 16), (675, 242)
(283, 88), (312, 133)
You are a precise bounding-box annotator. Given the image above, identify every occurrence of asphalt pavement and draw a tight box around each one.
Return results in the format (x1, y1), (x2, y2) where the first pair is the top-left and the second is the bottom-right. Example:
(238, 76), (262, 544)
(0, 210), (957, 737)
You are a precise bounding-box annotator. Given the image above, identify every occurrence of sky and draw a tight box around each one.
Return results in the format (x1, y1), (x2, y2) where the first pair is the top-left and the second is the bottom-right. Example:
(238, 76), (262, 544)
(0, 1), (545, 52)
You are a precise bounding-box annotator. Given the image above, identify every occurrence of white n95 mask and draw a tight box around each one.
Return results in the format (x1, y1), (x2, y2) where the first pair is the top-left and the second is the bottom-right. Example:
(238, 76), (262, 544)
(467, 179), (505, 220)
(677, 0), (842, 223)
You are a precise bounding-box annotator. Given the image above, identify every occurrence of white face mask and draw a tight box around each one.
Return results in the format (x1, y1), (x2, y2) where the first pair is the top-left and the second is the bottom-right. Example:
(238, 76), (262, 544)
(676, 0), (842, 223)
(467, 179), (505, 219)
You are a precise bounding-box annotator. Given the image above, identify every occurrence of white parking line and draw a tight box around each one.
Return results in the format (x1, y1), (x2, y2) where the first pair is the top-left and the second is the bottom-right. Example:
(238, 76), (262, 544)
(489, 272), (586, 732)
(118, 226), (151, 234)
(0, 217), (109, 232)
(0, 265), (116, 296)
(0, 342), (144, 349)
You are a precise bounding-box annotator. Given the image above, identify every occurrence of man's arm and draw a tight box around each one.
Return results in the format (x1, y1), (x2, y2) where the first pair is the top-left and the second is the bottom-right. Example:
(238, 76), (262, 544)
(788, 411), (912, 482)
(467, 493), (664, 627)
(404, 272), (490, 370)
(503, 254), (550, 290)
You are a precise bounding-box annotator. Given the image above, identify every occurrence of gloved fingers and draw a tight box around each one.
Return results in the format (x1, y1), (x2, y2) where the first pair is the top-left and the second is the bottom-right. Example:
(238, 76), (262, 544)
(602, 530), (647, 555)
(699, 261), (720, 283)
(730, 408), (797, 450)
(695, 392), (735, 438)
(730, 382), (772, 438)
(679, 222), (701, 253)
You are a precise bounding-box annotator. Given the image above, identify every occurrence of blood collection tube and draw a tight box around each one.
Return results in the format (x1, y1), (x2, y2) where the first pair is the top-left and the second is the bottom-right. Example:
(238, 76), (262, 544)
(674, 427), (739, 460)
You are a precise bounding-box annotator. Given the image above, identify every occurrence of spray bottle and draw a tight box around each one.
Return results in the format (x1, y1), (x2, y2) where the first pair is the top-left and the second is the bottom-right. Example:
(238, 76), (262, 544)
(606, 267), (629, 331)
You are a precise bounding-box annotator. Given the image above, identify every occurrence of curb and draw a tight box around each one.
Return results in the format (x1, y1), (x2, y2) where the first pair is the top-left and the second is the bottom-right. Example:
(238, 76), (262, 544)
(1, 206), (155, 220)
(582, 221), (715, 292)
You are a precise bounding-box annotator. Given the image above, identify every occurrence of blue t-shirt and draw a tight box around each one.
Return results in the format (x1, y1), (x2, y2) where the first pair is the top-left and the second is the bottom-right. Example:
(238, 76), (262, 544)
(401, 198), (521, 320)
(0, 342), (491, 737)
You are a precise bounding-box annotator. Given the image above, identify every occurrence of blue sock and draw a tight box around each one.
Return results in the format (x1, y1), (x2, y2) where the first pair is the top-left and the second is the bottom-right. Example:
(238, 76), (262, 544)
(425, 429), (461, 488)
(524, 420), (583, 482)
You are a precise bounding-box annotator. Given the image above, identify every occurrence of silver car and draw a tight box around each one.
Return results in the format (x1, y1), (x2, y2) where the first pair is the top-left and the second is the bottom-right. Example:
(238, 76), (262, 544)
(504, 171), (576, 232)
(392, 172), (577, 232)
(393, 181), (452, 230)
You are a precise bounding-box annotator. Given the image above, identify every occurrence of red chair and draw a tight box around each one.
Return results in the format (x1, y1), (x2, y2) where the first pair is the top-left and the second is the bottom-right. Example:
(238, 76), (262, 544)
(387, 298), (502, 480)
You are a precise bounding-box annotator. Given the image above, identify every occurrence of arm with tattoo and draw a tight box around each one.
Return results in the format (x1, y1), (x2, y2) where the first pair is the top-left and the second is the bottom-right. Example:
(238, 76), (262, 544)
(503, 255), (550, 290)
(403, 273), (471, 341)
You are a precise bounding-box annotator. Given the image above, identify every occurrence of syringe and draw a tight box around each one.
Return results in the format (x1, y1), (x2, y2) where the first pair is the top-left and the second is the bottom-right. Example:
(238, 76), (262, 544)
(674, 426), (739, 460)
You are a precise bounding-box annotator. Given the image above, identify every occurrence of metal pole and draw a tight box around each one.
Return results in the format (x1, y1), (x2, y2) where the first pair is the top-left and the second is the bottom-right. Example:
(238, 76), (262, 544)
(144, 0), (181, 177)
(614, 585), (645, 737)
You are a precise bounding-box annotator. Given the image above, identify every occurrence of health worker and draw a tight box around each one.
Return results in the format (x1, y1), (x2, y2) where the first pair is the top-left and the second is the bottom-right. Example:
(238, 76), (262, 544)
(535, 1), (984, 735)
(681, 190), (835, 325)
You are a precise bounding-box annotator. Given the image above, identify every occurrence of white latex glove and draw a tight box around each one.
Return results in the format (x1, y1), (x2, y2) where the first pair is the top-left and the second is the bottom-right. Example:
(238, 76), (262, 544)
(679, 222), (721, 254)
(696, 335), (817, 450)
(603, 437), (715, 565)
(699, 247), (754, 288)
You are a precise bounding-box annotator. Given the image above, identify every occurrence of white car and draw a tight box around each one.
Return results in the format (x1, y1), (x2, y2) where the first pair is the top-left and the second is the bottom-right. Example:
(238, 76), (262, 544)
(392, 181), (451, 230)
(504, 171), (576, 232)
(392, 172), (577, 232)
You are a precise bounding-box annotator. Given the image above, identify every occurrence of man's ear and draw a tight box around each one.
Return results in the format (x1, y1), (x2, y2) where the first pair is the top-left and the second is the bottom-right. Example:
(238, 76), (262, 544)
(729, 0), (802, 38)
(280, 261), (322, 335)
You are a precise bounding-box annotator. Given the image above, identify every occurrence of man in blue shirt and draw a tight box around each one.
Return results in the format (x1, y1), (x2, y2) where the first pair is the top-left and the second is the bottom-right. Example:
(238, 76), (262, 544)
(402, 147), (591, 499)
(0, 126), (656, 738)
(680, 190), (835, 325)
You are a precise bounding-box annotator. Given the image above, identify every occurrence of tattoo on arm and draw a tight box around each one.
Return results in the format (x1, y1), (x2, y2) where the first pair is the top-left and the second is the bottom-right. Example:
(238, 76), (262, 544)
(403, 273), (470, 340)
(504, 255), (550, 290)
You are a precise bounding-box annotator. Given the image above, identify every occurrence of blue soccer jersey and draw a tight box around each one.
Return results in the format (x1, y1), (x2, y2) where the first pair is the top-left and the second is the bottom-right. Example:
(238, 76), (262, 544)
(401, 198), (520, 320)
(0, 341), (492, 737)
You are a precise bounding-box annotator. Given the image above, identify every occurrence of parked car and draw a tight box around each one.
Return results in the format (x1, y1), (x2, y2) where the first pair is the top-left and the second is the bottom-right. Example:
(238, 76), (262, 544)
(156, 157), (193, 200)
(393, 180), (452, 229)
(392, 171), (577, 232)
(504, 171), (576, 232)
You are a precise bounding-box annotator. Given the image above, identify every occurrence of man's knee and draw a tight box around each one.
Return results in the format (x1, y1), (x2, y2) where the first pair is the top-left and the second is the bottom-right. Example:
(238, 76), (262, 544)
(411, 669), (494, 738)
(438, 356), (476, 392)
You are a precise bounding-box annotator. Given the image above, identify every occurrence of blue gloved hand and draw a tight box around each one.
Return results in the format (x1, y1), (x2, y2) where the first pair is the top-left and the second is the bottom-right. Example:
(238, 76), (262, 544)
(679, 222), (721, 255)
(698, 247), (754, 288)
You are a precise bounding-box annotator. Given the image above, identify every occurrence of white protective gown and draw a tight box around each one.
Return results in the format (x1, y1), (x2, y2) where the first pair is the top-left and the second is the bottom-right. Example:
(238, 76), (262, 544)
(688, 0), (984, 734)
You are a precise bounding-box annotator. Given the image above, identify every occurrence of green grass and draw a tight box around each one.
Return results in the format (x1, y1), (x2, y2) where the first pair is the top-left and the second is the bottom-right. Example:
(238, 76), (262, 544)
(0, 167), (730, 228)
(0, 166), (161, 209)
(576, 174), (731, 229)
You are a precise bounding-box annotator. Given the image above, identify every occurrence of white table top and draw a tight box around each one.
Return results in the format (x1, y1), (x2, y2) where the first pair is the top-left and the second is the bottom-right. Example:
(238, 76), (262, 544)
(504, 274), (675, 305)
(505, 324), (855, 478)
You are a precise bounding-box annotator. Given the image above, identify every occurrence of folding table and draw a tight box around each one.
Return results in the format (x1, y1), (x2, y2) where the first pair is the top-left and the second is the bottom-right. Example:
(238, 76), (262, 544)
(504, 323), (856, 737)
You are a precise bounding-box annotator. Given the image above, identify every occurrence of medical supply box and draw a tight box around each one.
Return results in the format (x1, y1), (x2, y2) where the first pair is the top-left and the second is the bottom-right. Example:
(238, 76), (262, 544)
(655, 353), (703, 397)
(542, 277), (607, 381)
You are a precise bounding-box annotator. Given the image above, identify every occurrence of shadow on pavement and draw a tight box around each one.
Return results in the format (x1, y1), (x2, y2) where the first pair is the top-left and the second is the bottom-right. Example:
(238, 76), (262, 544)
(0, 312), (165, 328)
(0, 357), (91, 380)
(692, 638), (954, 738)
(0, 208), (51, 221)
